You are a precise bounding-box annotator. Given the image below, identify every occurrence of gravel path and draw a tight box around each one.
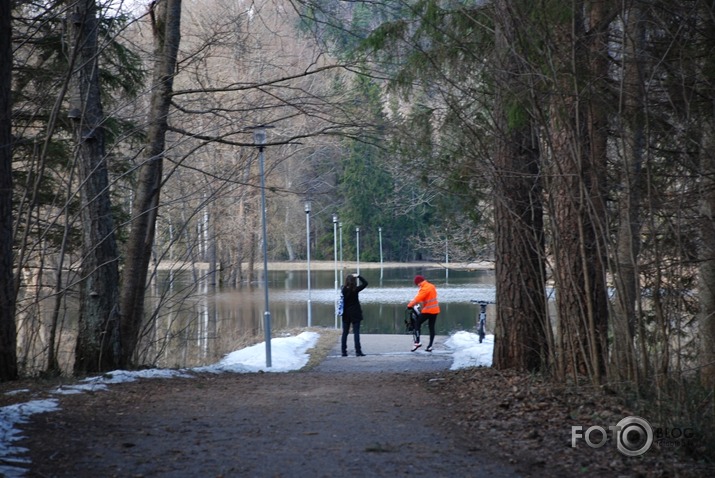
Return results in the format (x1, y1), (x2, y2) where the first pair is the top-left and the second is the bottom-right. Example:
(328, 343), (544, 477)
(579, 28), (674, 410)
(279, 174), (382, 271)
(21, 335), (522, 477)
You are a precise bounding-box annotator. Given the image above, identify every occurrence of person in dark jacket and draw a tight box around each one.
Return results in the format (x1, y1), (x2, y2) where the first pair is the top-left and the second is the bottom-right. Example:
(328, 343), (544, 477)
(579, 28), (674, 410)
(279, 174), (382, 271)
(341, 273), (368, 357)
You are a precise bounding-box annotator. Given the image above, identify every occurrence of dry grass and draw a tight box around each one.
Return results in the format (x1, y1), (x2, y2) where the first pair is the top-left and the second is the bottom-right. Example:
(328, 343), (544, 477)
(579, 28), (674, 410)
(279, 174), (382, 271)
(278, 326), (340, 371)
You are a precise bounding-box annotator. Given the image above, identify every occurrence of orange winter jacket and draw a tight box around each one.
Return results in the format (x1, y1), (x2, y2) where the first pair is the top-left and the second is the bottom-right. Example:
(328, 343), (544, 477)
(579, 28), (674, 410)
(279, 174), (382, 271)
(408, 280), (440, 315)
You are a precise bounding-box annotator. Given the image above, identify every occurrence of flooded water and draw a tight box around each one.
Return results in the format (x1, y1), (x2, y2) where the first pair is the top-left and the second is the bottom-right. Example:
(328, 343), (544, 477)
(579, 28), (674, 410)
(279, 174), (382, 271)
(140, 265), (496, 369)
(21, 265), (496, 373)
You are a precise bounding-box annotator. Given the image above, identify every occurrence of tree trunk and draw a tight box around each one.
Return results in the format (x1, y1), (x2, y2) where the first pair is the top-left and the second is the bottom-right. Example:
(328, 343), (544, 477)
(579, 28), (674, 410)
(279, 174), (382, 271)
(119, 0), (182, 368)
(547, 1), (609, 384)
(701, 119), (715, 386)
(612, 4), (644, 384)
(69, 0), (122, 374)
(0, 0), (18, 381)
(492, 0), (550, 373)
(583, 0), (612, 384)
(699, 1), (715, 388)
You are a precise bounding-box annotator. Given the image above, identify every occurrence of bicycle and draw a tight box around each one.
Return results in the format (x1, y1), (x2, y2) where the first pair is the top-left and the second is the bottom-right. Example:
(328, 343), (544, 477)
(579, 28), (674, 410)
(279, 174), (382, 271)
(405, 304), (422, 345)
(471, 300), (491, 343)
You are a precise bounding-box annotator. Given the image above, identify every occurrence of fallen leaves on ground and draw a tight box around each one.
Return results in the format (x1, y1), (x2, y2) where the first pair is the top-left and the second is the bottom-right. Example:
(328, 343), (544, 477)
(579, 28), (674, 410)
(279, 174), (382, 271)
(430, 367), (713, 477)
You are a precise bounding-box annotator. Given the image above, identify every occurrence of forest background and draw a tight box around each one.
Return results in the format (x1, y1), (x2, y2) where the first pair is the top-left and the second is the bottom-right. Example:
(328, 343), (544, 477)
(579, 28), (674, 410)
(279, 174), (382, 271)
(1, 0), (715, 463)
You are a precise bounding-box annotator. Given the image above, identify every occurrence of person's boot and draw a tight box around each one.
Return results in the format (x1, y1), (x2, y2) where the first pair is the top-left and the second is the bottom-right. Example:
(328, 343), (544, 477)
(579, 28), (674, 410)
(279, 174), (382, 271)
(356, 350), (366, 357)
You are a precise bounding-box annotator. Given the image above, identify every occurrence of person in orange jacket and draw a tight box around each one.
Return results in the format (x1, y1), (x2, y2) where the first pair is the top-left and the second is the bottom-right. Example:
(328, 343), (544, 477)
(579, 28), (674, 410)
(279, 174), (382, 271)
(407, 275), (440, 352)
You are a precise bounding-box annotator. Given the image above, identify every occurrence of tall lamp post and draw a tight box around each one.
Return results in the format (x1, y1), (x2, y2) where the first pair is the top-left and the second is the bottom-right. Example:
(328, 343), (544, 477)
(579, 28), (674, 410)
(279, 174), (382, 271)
(356, 226), (360, 275)
(305, 201), (312, 327)
(333, 213), (339, 328)
(253, 126), (272, 368)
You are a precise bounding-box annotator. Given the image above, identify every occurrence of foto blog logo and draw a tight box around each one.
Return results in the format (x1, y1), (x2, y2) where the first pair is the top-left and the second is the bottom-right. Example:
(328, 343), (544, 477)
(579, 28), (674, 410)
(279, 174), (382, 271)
(571, 416), (653, 456)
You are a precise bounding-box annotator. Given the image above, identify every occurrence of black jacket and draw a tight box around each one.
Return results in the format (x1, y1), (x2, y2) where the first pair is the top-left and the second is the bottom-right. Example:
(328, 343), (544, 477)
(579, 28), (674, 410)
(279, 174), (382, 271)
(341, 275), (368, 322)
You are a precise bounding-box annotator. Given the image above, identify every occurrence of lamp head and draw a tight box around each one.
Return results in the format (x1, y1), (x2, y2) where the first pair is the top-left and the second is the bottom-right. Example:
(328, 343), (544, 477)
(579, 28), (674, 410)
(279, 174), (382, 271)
(252, 128), (266, 146)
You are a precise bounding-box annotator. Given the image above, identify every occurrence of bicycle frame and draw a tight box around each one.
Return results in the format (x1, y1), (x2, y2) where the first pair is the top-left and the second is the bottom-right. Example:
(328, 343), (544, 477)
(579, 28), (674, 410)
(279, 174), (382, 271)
(472, 300), (491, 343)
(405, 304), (421, 343)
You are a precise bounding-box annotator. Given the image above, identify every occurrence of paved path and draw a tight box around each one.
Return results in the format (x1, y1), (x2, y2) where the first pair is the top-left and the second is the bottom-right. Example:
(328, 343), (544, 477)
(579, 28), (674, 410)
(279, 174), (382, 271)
(315, 334), (455, 373)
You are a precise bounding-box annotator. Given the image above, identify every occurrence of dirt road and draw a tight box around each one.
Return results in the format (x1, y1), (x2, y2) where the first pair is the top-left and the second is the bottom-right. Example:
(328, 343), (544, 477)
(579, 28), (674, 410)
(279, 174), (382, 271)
(12, 333), (714, 477)
(21, 335), (520, 478)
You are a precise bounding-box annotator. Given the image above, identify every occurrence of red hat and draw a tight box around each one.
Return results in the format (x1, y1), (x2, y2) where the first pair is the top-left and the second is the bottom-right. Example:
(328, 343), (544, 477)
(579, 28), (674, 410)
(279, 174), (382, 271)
(414, 275), (425, 285)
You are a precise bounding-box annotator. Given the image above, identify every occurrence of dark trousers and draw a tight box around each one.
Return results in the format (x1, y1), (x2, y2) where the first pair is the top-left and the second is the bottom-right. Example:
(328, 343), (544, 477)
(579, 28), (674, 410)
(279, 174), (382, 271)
(415, 313), (438, 347)
(341, 318), (362, 354)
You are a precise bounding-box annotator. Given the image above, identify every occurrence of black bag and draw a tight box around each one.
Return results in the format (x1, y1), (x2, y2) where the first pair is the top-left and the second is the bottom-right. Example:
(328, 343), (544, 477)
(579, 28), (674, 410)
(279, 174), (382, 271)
(404, 307), (420, 333)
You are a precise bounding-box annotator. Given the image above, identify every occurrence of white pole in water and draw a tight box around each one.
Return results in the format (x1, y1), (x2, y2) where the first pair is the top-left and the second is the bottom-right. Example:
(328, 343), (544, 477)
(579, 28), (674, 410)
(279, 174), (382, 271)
(445, 233), (449, 282)
(356, 226), (360, 275)
(305, 201), (312, 327)
(339, 222), (343, 286)
(379, 227), (383, 280)
(333, 213), (339, 328)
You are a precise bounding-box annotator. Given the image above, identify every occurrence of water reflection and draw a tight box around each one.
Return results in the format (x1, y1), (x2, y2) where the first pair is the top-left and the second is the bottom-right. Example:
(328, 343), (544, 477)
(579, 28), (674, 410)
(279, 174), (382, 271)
(144, 266), (496, 369)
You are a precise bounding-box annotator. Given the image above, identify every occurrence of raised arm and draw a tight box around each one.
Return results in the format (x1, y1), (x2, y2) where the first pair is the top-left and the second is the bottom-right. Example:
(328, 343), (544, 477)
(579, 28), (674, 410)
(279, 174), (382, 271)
(356, 275), (368, 292)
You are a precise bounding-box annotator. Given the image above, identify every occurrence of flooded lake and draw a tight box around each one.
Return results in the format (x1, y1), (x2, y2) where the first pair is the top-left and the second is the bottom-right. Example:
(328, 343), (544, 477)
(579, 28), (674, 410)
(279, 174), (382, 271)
(22, 264), (496, 373)
(139, 265), (496, 369)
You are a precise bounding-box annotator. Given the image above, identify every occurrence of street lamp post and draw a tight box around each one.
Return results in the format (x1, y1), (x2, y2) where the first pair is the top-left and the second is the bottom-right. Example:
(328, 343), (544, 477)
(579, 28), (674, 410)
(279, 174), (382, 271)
(356, 226), (360, 275)
(305, 201), (312, 327)
(253, 126), (272, 368)
(333, 213), (339, 328)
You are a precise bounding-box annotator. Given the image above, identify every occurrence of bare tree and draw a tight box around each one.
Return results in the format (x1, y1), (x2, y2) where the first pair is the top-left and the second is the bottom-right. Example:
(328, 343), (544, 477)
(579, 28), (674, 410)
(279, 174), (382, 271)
(69, 0), (122, 373)
(611, 3), (645, 384)
(543, 1), (610, 384)
(119, 0), (183, 368)
(698, 0), (715, 388)
(153, 0), (357, 277)
(701, 122), (715, 386)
